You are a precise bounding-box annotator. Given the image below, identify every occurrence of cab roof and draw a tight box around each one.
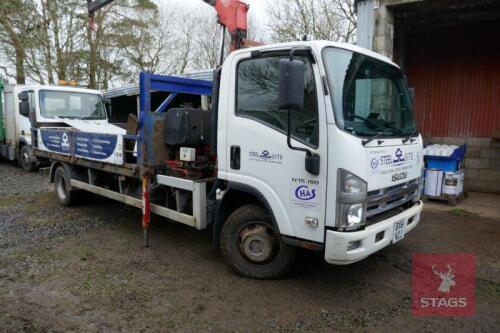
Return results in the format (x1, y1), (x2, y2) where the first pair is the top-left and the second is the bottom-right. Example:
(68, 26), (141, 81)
(231, 40), (398, 68)
(18, 85), (102, 95)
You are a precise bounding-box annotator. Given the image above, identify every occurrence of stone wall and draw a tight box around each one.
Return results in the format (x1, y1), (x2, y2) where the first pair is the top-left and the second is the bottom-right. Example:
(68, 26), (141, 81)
(424, 137), (500, 194)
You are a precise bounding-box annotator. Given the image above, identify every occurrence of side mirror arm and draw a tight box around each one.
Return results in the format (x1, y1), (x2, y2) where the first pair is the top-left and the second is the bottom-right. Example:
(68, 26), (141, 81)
(287, 109), (320, 175)
(286, 108), (310, 155)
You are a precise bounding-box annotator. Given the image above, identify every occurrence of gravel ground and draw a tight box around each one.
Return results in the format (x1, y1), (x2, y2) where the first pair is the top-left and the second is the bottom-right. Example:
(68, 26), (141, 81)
(0, 162), (50, 196)
(0, 161), (499, 332)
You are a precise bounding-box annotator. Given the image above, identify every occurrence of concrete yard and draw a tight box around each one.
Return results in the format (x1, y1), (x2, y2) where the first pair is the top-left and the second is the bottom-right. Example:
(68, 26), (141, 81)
(0, 162), (499, 332)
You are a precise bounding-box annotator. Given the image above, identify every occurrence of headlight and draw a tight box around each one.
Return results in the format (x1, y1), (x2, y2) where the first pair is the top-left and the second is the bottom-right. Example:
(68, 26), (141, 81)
(336, 169), (367, 231)
(347, 203), (364, 224)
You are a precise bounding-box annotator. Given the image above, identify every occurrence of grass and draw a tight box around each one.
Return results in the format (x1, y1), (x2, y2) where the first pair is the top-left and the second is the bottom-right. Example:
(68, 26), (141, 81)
(449, 208), (472, 217)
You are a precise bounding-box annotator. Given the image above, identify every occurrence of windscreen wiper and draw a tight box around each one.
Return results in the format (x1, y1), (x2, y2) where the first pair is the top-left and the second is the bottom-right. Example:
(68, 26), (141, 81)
(402, 128), (419, 143)
(82, 116), (105, 120)
(362, 128), (394, 146)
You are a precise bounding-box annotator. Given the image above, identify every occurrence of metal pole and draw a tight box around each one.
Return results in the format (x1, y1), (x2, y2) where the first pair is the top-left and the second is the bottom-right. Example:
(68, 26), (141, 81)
(142, 174), (151, 247)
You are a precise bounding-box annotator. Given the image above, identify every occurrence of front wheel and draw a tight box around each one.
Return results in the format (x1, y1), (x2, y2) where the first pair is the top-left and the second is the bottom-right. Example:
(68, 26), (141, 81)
(220, 204), (296, 279)
(19, 145), (36, 172)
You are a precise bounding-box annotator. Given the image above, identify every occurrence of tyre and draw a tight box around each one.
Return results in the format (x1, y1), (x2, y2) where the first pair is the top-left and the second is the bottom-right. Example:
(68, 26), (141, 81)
(19, 145), (36, 172)
(54, 166), (75, 207)
(220, 204), (296, 279)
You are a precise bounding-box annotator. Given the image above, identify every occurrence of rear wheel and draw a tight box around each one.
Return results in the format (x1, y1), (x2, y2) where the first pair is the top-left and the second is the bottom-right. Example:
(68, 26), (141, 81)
(220, 204), (296, 279)
(54, 166), (75, 207)
(19, 145), (36, 172)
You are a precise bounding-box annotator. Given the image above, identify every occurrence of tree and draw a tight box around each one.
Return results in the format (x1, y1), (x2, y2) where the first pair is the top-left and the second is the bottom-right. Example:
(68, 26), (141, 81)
(0, 0), (36, 84)
(267, 0), (356, 44)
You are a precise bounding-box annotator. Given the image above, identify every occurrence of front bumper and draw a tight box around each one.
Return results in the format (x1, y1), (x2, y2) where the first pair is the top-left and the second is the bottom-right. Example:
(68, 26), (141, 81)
(324, 201), (423, 265)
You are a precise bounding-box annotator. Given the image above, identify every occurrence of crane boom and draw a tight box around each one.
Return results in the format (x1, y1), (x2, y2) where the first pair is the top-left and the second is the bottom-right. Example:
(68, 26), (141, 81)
(202, 0), (249, 52)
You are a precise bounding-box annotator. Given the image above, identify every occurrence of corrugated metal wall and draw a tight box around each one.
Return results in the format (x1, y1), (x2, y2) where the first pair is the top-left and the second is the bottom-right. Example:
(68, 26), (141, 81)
(405, 21), (500, 138)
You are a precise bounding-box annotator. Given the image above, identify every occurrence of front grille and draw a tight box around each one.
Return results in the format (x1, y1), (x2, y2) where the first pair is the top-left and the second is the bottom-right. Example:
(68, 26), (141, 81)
(366, 179), (420, 222)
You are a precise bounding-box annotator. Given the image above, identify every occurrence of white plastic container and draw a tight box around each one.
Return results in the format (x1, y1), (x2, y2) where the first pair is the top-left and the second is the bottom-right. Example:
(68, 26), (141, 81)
(424, 169), (444, 197)
(442, 170), (464, 195)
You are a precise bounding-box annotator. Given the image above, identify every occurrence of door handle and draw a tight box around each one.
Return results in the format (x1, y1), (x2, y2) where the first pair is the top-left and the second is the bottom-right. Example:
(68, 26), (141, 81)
(230, 145), (240, 170)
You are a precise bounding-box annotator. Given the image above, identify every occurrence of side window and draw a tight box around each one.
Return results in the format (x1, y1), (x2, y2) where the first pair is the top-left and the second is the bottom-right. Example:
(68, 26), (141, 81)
(236, 55), (319, 147)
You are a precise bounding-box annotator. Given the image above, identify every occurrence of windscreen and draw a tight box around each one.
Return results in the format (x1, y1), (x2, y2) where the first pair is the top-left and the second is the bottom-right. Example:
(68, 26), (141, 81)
(39, 90), (106, 120)
(322, 47), (416, 137)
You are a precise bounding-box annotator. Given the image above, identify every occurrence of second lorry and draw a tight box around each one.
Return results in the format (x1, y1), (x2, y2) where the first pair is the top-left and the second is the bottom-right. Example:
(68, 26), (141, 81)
(0, 79), (114, 171)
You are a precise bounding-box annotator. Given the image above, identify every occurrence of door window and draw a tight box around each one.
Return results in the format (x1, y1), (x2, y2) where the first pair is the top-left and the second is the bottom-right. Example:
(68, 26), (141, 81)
(236, 55), (319, 147)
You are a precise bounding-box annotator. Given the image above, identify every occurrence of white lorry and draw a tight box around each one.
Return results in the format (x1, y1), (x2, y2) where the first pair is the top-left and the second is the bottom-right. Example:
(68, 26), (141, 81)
(0, 81), (112, 171)
(34, 41), (424, 278)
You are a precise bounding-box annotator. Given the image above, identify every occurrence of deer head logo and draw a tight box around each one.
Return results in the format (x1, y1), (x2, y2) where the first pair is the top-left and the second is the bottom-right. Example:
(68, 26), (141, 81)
(432, 263), (456, 293)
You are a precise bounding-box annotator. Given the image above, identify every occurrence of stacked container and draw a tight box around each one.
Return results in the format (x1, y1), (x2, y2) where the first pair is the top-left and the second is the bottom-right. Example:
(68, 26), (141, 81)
(423, 144), (467, 202)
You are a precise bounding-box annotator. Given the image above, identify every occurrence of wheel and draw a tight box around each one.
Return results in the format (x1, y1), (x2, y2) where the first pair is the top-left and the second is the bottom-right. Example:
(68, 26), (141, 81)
(54, 166), (75, 207)
(220, 204), (296, 279)
(19, 145), (36, 172)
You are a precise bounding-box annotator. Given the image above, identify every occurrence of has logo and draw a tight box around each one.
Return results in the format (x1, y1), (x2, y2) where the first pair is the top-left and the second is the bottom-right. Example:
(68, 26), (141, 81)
(413, 253), (475, 317)
(294, 185), (316, 201)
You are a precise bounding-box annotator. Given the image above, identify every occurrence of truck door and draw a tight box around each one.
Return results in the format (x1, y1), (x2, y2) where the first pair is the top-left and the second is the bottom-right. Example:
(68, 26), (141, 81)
(223, 51), (328, 243)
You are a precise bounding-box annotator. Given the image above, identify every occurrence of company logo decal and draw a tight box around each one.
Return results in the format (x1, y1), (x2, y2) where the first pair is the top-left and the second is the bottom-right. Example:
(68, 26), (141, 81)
(220, 0), (231, 7)
(61, 133), (70, 148)
(413, 253), (475, 317)
(369, 147), (418, 179)
(249, 150), (283, 164)
(393, 148), (405, 163)
(294, 185), (316, 201)
(40, 129), (121, 164)
(378, 148), (413, 167)
(290, 178), (320, 209)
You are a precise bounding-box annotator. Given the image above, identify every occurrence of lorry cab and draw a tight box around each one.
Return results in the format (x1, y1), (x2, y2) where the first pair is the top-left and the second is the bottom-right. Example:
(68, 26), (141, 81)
(1, 84), (108, 171)
(216, 41), (424, 271)
(19, 85), (107, 125)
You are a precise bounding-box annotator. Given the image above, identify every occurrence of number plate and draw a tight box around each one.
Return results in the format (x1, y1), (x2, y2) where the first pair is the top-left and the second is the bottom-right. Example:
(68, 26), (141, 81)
(392, 219), (406, 243)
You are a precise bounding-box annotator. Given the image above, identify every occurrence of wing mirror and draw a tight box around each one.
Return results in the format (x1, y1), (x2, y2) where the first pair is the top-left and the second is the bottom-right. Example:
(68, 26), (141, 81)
(278, 58), (305, 111)
(18, 91), (30, 117)
(278, 50), (320, 175)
